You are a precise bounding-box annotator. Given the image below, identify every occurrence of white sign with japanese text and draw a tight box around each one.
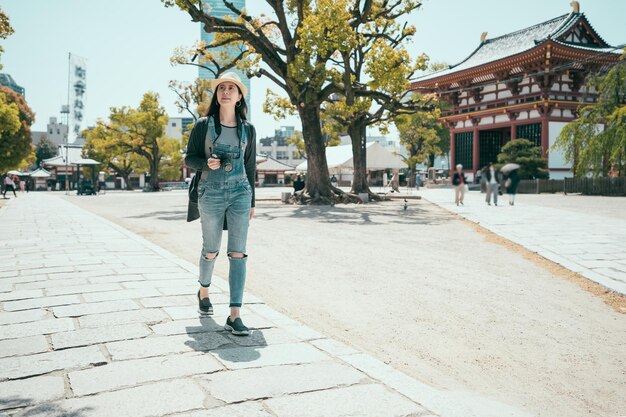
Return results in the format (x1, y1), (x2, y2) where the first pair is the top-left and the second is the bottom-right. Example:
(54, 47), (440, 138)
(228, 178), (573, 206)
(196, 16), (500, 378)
(69, 54), (87, 143)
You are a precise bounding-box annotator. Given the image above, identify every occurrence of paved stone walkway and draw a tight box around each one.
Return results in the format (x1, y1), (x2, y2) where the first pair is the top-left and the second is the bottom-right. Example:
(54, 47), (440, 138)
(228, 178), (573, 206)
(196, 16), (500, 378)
(420, 188), (626, 295)
(0, 194), (537, 417)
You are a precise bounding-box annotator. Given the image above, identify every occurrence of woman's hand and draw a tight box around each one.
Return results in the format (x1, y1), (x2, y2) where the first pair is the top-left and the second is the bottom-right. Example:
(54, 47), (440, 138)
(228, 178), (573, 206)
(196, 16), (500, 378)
(207, 155), (221, 170)
(249, 207), (255, 220)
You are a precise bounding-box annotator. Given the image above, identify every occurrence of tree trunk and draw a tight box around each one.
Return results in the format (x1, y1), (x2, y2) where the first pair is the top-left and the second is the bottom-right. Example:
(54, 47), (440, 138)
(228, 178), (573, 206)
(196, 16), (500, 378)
(348, 119), (370, 194)
(299, 104), (332, 202)
(149, 158), (160, 191)
(408, 165), (416, 187)
(121, 174), (133, 191)
(108, 162), (134, 191)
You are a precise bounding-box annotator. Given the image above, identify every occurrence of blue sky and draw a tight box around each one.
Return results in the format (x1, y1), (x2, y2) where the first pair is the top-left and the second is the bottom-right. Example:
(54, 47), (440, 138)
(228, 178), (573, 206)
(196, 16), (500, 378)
(2, 0), (624, 139)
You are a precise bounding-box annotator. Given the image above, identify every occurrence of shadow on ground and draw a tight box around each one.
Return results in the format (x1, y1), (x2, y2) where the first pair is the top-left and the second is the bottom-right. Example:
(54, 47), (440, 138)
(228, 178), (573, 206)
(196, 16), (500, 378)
(185, 315), (268, 364)
(1, 396), (92, 417)
(256, 201), (452, 226)
(126, 210), (187, 221)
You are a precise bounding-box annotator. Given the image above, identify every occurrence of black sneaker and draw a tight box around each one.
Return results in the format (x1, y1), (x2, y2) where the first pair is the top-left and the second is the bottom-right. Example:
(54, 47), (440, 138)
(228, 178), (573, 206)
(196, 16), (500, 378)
(197, 290), (213, 315)
(224, 316), (249, 336)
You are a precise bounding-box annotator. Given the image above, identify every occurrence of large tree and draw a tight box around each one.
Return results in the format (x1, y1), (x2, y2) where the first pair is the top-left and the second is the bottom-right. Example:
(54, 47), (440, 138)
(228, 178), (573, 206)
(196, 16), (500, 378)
(164, 0), (396, 203)
(321, 0), (430, 198)
(395, 95), (448, 185)
(553, 56), (626, 177)
(497, 139), (548, 180)
(82, 133), (138, 190)
(0, 86), (34, 172)
(35, 136), (57, 166)
(84, 92), (172, 191)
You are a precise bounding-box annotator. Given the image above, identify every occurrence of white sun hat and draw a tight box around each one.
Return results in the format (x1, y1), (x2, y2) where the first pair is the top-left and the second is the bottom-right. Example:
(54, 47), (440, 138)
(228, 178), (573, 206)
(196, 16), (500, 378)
(210, 72), (248, 97)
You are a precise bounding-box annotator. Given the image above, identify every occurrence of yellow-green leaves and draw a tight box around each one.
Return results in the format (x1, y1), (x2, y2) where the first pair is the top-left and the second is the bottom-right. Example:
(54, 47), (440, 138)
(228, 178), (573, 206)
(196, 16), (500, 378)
(0, 8), (14, 70)
(263, 89), (297, 121)
(0, 91), (20, 137)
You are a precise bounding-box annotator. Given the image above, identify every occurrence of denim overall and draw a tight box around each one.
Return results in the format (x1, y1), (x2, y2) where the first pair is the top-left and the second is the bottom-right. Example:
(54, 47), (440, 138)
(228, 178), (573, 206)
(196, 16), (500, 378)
(197, 120), (252, 307)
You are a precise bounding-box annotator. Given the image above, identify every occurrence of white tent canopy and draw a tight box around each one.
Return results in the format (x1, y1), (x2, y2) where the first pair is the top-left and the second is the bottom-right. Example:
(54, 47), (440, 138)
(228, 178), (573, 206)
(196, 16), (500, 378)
(295, 142), (406, 173)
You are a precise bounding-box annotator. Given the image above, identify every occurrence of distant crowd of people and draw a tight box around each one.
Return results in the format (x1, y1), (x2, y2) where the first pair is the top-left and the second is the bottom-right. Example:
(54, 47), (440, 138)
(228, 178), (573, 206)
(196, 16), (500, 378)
(451, 162), (521, 206)
(2, 174), (30, 198)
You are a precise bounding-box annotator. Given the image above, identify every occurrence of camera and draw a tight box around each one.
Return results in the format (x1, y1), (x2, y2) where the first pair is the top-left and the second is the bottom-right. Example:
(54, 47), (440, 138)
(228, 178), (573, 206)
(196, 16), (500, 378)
(212, 153), (233, 172)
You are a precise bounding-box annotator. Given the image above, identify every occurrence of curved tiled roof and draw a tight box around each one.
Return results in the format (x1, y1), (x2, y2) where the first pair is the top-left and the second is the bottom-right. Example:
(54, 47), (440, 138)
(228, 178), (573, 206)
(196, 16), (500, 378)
(414, 12), (618, 83)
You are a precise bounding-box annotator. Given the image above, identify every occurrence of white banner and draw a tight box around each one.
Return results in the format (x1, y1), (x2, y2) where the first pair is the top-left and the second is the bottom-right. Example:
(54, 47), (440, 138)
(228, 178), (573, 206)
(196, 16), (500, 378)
(69, 54), (87, 143)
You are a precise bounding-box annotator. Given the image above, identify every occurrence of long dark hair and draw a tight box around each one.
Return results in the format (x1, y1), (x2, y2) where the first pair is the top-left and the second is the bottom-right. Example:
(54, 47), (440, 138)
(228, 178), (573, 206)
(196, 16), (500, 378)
(205, 86), (248, 121)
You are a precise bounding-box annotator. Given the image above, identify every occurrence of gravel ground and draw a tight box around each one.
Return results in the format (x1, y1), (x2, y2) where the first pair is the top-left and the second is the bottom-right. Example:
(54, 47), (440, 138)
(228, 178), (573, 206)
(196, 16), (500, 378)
(64, 190), (626, 417)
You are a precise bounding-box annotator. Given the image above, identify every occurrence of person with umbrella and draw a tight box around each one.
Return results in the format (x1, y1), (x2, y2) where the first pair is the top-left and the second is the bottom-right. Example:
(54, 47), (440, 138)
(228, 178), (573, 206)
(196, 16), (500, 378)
(3, 174), (17, 198)
(501, 163), (521, 205)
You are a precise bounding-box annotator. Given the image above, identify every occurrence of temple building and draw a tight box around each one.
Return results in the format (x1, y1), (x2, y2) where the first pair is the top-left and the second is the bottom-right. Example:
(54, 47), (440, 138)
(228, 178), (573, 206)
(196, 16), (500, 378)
(410, 2), (622, 179)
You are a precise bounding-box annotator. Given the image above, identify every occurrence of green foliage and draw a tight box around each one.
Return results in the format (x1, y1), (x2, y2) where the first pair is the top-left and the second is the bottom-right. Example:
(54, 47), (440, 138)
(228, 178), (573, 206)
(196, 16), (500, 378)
(553, 56), (626, 176)
(84, 92), (177, 190)
(0, 91), (20, 136)
(395, 94), (448, 170)
(497, 139), (548, 179)
(286, 130), (307, 158)
(0, 86), (34, 172)
(169, 78), (212, 121)
(166, 0), (428, 198)
(0, 8), (14, 70)
(35, 136), (57, 166)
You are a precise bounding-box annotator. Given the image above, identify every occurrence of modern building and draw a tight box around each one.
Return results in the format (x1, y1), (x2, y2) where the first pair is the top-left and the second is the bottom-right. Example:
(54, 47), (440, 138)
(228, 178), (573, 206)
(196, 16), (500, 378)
(166, 116), (195, 139)
(199, 0), (251, 106)
(0, 73), (25, 96)
(410, 3), (621, 180)
(258, 126), (306, 167)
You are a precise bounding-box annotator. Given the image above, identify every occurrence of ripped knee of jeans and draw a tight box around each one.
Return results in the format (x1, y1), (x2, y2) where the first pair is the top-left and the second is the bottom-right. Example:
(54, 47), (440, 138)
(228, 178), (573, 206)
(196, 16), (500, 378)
(227, 252), (247, 259)
(203, 251), (219, 261)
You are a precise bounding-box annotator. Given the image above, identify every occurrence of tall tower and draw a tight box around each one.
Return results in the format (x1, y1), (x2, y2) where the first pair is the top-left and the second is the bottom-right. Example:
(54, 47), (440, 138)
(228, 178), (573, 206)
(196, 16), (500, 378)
(200, 1), (251, 107)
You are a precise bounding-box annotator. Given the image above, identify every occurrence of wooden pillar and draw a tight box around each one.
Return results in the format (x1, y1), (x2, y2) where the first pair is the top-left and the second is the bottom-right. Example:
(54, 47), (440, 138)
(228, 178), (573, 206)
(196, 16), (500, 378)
(449, 130), (455, 174)
(510, 124), (516, 141)
(472, 123), (480, 174)
(541, 115), (549, 159)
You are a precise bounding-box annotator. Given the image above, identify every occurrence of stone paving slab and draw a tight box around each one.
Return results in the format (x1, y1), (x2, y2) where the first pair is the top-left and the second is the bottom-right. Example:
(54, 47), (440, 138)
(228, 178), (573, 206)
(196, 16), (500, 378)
(168, 402), (274, 417)
(0, 376), (65, 411)
(210, 342), (331, 370)
(13, 379), (209, 417)
(77, 307), (169, 328)
(0, 335), (49, 358)
(2, 294), (81, 312)
(0, 345), (106, 380)
(198, 361), (368, 403)
(105, 332), (231, 361)
(51, 323), (151, 349)
(69, 352), (223, 396)
(420, 189), (626, 295)
(263, 384), (429, 417)
(0, 318), (74, 340)
(52, 299), (140, 317)
(0, 309), (47, 326)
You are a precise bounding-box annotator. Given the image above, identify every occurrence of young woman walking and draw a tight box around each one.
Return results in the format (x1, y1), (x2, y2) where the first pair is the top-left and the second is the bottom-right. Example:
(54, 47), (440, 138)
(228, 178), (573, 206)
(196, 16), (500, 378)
(184, 72), (256, 336)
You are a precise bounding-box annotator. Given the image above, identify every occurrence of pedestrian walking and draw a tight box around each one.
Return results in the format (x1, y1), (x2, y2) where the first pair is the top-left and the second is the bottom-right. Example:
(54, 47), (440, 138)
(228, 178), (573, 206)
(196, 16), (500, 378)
(330, 174), (338, 188)
(184, 72), (256, 336)
(451, 164), (467, 206)
(293, 174), (305, 193)
(3, 175), (17, 198)
(415, 172), (421, 191)
(504, 168), (521, 205)
(484, 162), (501, 206)
(388, 172), (400, 193)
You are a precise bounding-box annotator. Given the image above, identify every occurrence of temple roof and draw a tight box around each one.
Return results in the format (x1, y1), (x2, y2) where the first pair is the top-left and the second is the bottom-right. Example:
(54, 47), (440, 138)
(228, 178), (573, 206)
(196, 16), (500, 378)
(256, 157), (296, 172)
(415, 12), (620, 83)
